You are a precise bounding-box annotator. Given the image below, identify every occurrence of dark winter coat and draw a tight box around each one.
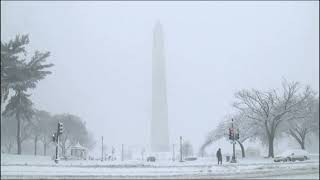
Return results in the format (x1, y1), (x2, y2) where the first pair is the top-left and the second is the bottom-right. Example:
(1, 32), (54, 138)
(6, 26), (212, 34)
(216, 149), (222, 160)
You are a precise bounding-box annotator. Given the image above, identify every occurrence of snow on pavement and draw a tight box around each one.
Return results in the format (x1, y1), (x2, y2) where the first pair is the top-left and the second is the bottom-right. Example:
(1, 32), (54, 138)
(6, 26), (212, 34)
(257, 173), (319, 179)
(1, 154), (319, 179)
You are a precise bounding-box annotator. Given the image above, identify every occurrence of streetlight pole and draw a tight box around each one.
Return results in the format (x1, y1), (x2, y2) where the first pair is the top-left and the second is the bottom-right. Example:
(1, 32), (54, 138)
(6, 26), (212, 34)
(172, 144), (175, 161)
(179, 136), (183, 162)
(141, 148), (145, 161)
(231, 119), (237, 163)
(101, 136), (104, 161)
(121, 144), (124, 161)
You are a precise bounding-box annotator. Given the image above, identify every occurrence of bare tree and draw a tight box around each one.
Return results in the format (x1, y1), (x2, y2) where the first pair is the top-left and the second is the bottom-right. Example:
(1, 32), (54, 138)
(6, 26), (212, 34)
(1, 114), (33, 154)
(233, 80), (312, 157)
(233, 113), (262, 158)
(285, 95), (318, 150)
(311, 101), (319, 136)
(200, 113), (261, 158)
(32, 110), (56, 156)
(200, 117), (229, 156)
(1, 116), (16, 153)
(29, 122), (40, 156)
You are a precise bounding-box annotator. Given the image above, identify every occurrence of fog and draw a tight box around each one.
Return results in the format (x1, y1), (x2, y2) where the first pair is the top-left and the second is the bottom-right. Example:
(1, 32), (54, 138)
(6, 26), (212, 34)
(1, 1), (318, 155)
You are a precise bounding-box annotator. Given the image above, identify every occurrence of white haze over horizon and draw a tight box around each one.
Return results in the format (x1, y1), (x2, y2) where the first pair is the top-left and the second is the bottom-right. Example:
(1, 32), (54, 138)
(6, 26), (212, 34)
(1, 1), (319, 156)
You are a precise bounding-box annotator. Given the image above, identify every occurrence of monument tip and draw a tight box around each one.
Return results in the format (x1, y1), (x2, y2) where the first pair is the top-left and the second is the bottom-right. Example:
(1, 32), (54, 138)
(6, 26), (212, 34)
(155, 20), (162, 28)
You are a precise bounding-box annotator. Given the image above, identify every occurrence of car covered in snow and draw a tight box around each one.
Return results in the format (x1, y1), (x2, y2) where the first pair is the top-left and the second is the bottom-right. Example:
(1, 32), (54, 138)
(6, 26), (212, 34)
(146, 156), (156, 162)
(274, 149), (309, 162)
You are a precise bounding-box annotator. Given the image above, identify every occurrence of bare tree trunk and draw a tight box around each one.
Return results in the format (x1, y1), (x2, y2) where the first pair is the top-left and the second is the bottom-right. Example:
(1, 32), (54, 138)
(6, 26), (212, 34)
(296, 136), (305, 150)
(62, 146), (65, 157)
(5, 141), (12, 154)
(236, 140), (245, 158)
(16, 112), (22, 154)
(301, 135), (306, 150)
(34, 136), (38, 156)
(8, 143), (12, 153)
(265, 122), (274, 158)
(6, 141), (13, 153)
(44, 143), (47, 156)
(289, 129), (306, 150)
(268, 136), (274, 158)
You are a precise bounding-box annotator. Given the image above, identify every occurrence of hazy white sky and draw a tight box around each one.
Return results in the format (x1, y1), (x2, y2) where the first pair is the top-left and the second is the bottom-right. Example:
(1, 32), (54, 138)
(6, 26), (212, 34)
(1, 1), (319, 155)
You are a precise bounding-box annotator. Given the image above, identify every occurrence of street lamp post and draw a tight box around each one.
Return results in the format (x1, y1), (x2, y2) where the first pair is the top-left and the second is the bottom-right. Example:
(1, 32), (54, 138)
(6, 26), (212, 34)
(179, 136), (183, 162)
(101, 136), (104, 162)
(141, 148), (145, 161)
(121, 144), (124, 161)
(172, 144), (175, 161)
(111, 146), (115, 161)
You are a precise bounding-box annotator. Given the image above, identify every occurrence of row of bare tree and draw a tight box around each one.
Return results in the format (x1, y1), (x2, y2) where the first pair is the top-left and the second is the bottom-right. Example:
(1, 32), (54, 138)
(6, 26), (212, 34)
(1, 109), (96, 156)
(200, 80), (319, 158)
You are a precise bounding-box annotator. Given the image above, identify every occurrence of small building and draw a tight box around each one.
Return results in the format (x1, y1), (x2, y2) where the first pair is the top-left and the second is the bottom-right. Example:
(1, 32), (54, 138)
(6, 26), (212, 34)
(69, 142), (88, 160)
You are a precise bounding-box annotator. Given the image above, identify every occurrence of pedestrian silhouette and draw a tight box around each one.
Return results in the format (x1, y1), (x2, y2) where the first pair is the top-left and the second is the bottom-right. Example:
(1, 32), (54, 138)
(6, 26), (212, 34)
(216, 148), (222, 165)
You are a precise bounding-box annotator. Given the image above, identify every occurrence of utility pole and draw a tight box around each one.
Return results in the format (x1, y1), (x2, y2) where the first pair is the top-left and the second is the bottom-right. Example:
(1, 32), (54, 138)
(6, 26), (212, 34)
(121, 144), (124, 161)
(231, 119), (237, 163)
(172, 144), (175, 161)
(179, 136), (183, 162)
(101, 136), (104, 161)
(141, 148), (145, 161)
(111, 146), (115, 161)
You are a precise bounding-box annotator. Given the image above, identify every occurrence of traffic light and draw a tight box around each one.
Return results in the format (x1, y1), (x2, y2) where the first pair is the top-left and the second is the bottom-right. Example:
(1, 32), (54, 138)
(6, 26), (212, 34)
(52, 133), (56, 142)
(236, 129), (240, 140)
(229, 128), (233, 140)
(58, 122), (63, 134)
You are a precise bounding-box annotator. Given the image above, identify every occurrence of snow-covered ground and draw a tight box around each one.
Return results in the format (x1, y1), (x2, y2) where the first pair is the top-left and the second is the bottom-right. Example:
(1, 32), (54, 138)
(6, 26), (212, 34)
(1, 154), (319, 179)
(258, 173), (319, 179)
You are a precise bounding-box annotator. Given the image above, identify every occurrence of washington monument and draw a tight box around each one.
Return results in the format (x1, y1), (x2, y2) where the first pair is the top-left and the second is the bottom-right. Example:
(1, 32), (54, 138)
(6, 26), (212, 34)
(151, 21), (170, 152)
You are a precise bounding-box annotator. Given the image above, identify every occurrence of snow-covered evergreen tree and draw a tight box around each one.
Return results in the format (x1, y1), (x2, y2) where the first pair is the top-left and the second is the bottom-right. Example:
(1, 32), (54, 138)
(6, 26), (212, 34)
(1, 34), (53, 154)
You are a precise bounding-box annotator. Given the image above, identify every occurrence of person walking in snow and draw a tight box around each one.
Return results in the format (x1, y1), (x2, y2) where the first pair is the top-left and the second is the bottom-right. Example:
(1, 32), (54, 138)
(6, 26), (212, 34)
(216, 148), (222, 165)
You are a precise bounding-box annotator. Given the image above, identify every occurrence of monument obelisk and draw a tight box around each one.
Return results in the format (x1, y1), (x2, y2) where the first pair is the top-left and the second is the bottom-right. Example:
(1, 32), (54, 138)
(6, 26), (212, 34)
(151, 21), (170, 152)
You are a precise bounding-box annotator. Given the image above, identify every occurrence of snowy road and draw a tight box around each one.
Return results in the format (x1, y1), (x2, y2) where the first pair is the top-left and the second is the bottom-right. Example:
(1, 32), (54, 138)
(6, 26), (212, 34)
(1, 160), (319, 179)
(258, 173), (319, 179)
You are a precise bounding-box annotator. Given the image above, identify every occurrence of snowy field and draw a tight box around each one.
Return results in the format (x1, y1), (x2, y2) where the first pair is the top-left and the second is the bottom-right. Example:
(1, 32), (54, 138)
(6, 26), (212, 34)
(1, 154), (319, 179)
